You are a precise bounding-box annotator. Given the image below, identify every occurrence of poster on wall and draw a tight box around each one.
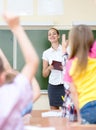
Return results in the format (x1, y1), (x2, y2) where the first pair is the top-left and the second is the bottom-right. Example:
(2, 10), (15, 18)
(7, 0), (33, 15)
(38, 0), (64, 15)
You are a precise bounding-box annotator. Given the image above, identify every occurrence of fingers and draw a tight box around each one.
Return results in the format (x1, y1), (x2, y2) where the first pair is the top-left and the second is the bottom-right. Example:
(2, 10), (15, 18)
(2, 12), (20, 29)
(62, 34), (67, 53)
(62, 34), (66, 43)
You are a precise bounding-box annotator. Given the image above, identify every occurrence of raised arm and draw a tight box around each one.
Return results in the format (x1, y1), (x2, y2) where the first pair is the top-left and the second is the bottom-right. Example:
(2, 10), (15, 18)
(62, 34), (68, 54)
(31, 77), (41, 102)
(3, 12), (39, 82)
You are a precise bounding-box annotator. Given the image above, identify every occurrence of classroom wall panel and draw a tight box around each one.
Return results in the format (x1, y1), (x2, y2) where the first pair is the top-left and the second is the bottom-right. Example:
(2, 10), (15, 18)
(1, 0), (96, 26)
(0, 30), (13, 67)
(17, 30), (50, 90)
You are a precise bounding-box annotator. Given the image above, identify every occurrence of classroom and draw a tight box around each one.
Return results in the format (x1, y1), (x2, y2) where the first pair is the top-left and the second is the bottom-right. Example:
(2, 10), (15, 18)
(0, 0), (96, 129)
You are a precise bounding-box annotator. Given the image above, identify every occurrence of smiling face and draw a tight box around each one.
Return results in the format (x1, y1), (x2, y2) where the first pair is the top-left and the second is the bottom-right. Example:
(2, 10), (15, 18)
(48, 28), (60, 44)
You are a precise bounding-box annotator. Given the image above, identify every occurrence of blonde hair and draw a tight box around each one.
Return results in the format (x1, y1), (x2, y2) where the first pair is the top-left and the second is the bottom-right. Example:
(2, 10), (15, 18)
(69, 25), (94, 72)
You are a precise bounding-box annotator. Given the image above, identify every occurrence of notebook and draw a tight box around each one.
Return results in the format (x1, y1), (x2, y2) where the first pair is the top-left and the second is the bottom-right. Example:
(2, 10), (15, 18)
(52, 60), (63, 71)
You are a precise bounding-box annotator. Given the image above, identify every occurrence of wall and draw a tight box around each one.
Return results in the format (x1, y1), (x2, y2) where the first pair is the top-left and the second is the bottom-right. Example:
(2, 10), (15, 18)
(0, 0), (96, 29)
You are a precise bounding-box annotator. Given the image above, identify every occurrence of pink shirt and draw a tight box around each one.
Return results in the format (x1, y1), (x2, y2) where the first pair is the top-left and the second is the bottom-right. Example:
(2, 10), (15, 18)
(0, 74), (32, 130)
(64, 41), (96, 82)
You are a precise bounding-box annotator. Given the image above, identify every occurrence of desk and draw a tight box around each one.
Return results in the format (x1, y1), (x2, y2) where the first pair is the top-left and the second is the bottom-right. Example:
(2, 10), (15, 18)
(23, 110), (96, 130)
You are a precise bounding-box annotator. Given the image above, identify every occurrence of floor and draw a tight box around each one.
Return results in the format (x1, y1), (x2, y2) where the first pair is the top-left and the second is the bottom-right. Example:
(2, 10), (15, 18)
(33, 94), (50, 110)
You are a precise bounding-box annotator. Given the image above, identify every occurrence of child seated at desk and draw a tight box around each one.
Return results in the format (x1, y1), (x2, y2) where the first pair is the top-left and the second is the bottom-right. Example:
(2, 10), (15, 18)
(0, 47), (40, 117)
(0, 12), (39, 130)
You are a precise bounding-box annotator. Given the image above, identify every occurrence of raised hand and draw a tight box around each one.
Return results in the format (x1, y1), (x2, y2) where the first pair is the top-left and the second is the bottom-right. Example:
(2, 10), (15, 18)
(3, 12), (20, 30)
(62, 34), (68, 54)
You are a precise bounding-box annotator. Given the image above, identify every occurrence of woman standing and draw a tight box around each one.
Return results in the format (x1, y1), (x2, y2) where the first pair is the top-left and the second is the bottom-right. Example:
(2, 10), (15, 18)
(42, 28), (65, 110)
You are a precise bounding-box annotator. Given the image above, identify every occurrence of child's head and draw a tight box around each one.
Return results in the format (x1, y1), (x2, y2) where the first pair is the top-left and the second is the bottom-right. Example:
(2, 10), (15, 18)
(5, 70), (18, 84)
(69, 24), (94, 59)
(68, 25), (94, 71)
(0, 57), (18, 85)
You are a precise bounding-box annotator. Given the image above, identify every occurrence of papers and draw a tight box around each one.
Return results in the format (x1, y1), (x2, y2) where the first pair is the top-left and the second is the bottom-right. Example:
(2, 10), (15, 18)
(24, 126), (55, 130)
(52, 60), (63, 71)
(7, 0), (33, 15)
(42, 111), (62, 117)
(38, 0), (64, 15)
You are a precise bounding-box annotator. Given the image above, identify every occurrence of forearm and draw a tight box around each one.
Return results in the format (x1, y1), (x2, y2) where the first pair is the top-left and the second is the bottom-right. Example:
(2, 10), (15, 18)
(62, 34), (68, 54)
(13, 26), (39, 67)
(42, 66), (51, 78)
(31, 77), (41, 102)
(70, 90), (79, 115)
(70, 83), (81, 121)
(3, 13), (39, 78)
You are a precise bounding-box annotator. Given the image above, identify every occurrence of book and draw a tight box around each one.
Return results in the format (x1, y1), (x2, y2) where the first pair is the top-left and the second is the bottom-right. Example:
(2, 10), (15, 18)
(42, 111), (62, 117)
(51, 60), (63, 71)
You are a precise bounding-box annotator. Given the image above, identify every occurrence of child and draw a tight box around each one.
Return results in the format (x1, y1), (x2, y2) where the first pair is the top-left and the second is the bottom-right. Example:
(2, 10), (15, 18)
(0, 12), (39, 130)
(61, 34), (77, 121)
(0, 48), (40, 116)
(64, 24), (96, 124)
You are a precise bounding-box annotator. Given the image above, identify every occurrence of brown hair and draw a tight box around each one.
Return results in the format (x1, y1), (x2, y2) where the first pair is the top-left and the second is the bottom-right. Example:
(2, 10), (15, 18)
(0, 57), (5, 74)
(5, 70), (18, 84)
(48, 27), (60, 35)
(68, 24), (94, 72)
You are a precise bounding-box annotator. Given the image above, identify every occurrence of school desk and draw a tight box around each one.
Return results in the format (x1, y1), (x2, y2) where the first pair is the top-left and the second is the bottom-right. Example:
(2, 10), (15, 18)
(23, 110), (96, 130)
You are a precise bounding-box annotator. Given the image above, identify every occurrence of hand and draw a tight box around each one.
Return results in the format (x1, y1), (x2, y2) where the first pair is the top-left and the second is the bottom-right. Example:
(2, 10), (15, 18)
(23, 114), (32, 125)
(62, 34), (68, 47)
(62, 34), (66, 43)
(62, 34), (68, 53)
(3, 12), (20, 29)
(48, 65), (54, 71)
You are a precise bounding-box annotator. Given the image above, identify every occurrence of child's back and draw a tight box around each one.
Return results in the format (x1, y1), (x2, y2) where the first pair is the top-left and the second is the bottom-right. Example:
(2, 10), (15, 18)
(0, 12), (39, 130)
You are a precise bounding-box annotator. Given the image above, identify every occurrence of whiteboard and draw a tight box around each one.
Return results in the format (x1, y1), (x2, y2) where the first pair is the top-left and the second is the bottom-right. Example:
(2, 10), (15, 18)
(38, 0), (64, 15)
(7, 0), (33, 15)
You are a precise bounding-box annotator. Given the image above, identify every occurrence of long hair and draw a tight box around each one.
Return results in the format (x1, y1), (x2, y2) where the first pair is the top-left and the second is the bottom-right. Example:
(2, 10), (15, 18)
(68, 25), (94, 72)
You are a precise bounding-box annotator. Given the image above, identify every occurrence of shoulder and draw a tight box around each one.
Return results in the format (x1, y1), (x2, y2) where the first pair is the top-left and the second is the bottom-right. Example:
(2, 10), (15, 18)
(64, 59), (73, 82)
(42, 47), (53, 59)
(43, 47), (52, 54)
(14, 74), (30, 85)
(66, 59), (73, 68)
(0, 74), (31, 98)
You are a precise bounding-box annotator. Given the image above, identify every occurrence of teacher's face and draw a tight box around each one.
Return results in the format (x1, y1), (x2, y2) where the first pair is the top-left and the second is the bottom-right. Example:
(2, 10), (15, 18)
(48, 29), (60, 43)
